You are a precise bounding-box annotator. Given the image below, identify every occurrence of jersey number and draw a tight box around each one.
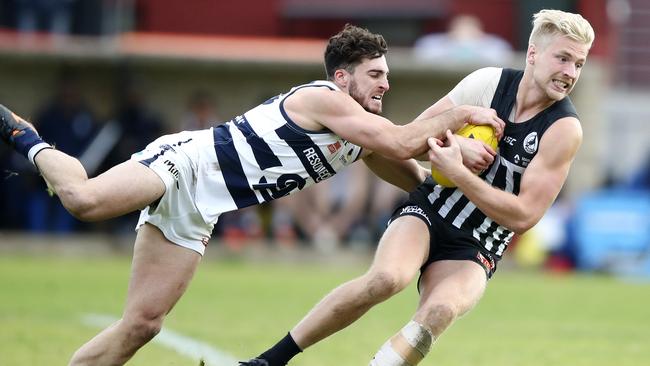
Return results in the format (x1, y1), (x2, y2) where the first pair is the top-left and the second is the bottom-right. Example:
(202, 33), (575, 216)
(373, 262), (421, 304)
(252, 174), (306, 202)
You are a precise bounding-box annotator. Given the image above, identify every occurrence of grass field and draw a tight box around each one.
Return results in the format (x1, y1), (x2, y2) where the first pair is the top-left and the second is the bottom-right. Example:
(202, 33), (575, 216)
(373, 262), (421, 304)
(1, 252), (649, 366)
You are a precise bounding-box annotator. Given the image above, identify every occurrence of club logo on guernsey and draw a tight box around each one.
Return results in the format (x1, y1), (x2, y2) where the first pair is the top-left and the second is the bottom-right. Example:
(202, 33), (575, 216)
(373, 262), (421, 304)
(303, 147), (333, 182)
(523, 132), (538, 154)
(400, 206), (431, 225)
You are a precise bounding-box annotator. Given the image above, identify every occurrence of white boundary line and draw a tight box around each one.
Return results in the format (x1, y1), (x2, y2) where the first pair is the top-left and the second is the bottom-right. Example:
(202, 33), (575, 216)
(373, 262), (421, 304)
(82, 313), (239, 366)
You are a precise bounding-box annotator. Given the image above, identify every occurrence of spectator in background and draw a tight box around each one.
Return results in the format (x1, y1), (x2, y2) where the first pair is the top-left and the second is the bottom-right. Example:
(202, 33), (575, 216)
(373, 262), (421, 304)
(27, 68), (98, 232)
(0, 143), (28, 229)
(180, 89), (221, 131)
(98, 74), (165, 234)
(271, 160), (407, 250)
(539, 190), (577, 272)
(414, 14), (513, 64)
(100, 75), (165, 171)
(365, 173), (408, 242)
(15, 0), (74, 35)
(273, 162), (370, 251)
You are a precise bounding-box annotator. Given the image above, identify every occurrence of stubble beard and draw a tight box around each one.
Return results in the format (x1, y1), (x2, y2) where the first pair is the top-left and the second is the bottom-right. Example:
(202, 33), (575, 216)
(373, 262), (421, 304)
(349, 80), (381, 115)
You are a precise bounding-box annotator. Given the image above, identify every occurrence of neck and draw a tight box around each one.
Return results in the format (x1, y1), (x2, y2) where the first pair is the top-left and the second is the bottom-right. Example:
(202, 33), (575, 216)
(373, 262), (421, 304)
(514, 69), (556, 122)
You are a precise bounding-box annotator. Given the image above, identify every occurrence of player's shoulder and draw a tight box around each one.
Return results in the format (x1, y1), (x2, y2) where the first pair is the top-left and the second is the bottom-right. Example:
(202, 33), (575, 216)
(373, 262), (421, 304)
(290, 81), (342, 100)
(284, 81), (357, 127)
(550, 114), (581, 135)
(449, 67), (503, 106)
(290, 80), (340, 94)
(555, 96), (579, 116)
(544, 96), (579, 126)
(541, 115), (583, 156)
(462, 67), (503, 85)
(293, 81), (355, 111)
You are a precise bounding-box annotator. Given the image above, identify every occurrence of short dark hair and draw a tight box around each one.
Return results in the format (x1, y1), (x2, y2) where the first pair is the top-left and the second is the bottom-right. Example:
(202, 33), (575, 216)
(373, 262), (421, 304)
(324, 24), (388, 80)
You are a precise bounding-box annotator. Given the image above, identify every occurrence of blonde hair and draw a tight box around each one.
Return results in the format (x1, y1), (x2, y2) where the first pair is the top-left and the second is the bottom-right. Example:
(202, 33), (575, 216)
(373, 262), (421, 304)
(529, 9), (595, 49)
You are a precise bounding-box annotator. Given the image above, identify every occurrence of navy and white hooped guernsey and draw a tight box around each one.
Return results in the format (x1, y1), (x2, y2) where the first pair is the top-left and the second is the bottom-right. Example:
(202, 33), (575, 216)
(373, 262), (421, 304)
(192, 80), (363, 223)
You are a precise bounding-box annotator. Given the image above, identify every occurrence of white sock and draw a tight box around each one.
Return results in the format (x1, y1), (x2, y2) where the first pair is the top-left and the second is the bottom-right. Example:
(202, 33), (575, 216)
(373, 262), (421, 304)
(370, 340), (411, 366)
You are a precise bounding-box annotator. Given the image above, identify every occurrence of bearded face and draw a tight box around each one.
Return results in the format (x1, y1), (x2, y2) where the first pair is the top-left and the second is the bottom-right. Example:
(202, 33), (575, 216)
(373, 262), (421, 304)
(344, 56), (390, 114)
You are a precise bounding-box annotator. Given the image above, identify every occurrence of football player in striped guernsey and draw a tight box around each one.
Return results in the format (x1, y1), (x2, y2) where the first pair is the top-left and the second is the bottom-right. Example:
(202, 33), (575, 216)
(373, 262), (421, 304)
(243, 10), (593, 366)
(0, 24), (503, 366)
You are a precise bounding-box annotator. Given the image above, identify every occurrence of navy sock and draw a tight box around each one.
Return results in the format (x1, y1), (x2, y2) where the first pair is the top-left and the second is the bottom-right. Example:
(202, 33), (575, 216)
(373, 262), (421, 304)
(258, 332), (302, 366)
(11, 127), (46, 159)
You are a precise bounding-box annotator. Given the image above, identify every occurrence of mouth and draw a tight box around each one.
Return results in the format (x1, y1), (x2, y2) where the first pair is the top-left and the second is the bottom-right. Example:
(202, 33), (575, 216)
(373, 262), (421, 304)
(552, 79), (571, 91)
(371, 94), (383, 101)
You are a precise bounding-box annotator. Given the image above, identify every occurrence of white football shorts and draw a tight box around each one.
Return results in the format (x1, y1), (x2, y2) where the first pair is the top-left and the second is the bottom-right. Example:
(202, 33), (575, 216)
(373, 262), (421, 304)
(131, 130), (215, 255)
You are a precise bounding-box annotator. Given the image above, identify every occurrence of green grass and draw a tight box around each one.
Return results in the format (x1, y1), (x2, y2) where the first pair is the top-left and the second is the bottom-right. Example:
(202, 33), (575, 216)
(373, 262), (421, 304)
(1, 254), (649, 365)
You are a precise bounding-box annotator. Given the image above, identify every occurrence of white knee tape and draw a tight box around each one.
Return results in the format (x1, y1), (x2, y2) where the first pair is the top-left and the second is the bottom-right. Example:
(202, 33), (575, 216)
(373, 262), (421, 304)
(369, 321), (434, 366)
(400, 320), (433, 358)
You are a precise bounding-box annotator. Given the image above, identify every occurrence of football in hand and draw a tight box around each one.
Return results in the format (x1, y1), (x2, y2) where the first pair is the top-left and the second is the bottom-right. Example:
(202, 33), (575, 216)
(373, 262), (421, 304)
(431, 124), (498, 187)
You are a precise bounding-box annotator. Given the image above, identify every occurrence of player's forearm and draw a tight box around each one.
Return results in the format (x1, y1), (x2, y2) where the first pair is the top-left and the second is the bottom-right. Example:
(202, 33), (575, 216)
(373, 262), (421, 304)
(363, 154), (425, 192)
(408, 105), (470, 142)
(451, 168), (537, 234)
(382, 106), (471, 160)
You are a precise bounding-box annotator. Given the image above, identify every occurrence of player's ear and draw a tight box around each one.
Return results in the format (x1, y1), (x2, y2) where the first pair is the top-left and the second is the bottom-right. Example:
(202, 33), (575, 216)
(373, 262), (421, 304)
(527, 44), (536, 65)
(334, 69), (349, 87)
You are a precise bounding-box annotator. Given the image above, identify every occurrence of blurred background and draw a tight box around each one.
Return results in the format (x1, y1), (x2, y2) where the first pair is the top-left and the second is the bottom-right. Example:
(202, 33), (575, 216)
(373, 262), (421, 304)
(0, 0), (649, 279)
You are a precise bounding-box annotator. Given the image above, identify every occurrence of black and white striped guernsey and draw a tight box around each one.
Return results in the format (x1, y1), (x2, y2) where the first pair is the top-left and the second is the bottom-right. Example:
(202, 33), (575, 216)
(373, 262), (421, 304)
(419, 68), (578, 258)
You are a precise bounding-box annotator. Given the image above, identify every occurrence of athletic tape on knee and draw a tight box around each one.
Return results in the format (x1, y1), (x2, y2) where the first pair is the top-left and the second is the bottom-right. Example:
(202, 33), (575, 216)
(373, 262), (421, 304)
(401, 320), (434, 358)
(369, 321), (434, 366)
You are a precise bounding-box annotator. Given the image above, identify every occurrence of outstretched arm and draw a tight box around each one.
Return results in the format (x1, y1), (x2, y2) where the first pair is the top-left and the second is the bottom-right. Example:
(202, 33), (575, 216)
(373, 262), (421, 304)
(412, 95), (498, 169)
(285, 88), (503, 160)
